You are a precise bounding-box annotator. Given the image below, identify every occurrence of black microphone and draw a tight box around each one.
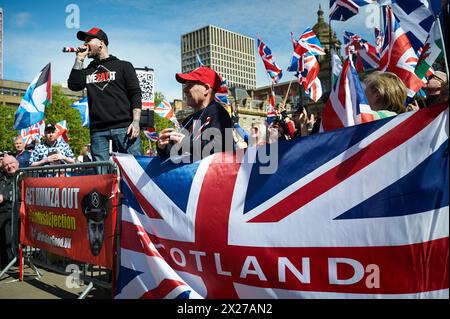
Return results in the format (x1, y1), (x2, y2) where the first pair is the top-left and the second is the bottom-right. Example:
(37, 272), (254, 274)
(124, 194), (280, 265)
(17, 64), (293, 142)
(62, 47), (87, 53)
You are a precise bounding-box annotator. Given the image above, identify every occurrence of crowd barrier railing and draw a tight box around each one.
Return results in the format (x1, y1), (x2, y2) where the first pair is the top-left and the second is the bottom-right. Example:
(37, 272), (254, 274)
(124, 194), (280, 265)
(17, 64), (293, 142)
(0, 161), (121, 299)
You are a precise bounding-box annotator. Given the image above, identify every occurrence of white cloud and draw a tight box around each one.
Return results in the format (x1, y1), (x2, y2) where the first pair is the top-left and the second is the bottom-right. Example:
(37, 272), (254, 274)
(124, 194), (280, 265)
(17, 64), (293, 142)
(11, 12), (33, 29)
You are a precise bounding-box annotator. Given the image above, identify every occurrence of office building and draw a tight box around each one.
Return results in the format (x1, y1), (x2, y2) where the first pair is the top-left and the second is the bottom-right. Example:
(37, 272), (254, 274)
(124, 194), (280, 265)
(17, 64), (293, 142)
(181, 25), (256, 90)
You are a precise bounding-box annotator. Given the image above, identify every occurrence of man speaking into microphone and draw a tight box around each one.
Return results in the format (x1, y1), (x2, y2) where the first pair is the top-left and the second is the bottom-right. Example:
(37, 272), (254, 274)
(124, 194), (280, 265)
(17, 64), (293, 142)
(67, 27), (142, 162)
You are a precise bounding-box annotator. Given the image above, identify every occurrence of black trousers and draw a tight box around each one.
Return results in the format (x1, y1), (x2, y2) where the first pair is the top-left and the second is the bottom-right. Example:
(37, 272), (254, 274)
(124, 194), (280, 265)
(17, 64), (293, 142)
(0, 211), (15, 269)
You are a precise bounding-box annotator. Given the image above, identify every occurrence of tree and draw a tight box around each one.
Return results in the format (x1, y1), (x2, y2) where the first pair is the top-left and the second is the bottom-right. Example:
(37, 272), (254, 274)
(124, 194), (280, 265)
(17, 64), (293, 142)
(0, 85), (89, 154)
(0, 105), (17, 152)
(140, 92), (174, 153)
(44, 85), (90, 156)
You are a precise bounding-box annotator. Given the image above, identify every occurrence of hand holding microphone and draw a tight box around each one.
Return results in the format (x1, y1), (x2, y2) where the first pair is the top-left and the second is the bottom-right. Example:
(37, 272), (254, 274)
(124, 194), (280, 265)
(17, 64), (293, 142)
(63, 44), (89, 62)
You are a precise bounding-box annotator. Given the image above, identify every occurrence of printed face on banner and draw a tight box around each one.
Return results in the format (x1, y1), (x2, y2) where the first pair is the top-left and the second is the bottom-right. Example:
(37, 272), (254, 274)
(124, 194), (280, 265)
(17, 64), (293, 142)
(20, 175), (116, 268)
(81, 189), (109, 256)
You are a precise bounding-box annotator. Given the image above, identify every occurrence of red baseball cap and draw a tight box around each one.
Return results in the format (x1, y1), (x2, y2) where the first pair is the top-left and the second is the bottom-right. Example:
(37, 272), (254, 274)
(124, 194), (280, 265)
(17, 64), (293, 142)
(176, 66), (222, 91)
(77, 27), (109, 46)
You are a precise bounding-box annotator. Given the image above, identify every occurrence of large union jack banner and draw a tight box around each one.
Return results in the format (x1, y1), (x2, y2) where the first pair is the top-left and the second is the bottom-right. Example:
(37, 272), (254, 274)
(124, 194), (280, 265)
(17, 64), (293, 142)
(113, 104), (448, 299)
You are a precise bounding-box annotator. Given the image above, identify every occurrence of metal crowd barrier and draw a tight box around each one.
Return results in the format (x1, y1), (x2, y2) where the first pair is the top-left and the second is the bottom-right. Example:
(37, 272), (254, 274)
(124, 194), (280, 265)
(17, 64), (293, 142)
(0, 161), (120, 299)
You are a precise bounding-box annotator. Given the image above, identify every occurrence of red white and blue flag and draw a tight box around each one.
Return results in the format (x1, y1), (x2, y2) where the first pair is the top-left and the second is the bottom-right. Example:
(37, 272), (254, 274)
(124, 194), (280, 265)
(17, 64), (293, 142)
(113, 102), (448, 299)
(298, 55), (322, 103)
(19, 120), (45, 145)
(257, 36), (283, 84)
(214, 75), (230, 114)
(343, 31), (380, 72)
(288, 29), (325, 73)
(329, 0), (376, 21)
(298, 28), (326, 56)
(321, 57), (374, 132)
(379, 5), (424, 98)
(155, 98), (180, 128)
(143, 127), (158, 142)
(55, 120), (69, 143)
(266, 88), (277, 125)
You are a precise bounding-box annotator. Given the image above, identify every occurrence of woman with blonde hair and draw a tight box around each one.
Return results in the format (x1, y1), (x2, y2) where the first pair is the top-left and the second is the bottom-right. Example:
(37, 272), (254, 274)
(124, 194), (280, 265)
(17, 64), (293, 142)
(364, 71), (407, 119)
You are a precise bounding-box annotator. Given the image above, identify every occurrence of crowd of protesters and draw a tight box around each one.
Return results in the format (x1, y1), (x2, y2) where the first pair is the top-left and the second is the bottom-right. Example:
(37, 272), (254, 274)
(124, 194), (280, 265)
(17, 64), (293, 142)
(0, 60), (448, 270)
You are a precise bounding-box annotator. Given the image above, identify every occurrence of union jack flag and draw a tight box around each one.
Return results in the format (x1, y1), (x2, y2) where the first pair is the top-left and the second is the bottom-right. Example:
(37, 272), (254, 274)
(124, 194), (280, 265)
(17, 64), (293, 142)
(321, 57), (374, 132)
(329, 0), (376, 21)
(298, 55), (322, 103)
(374, 27), (384, 53)
(343, 31), (380, 71)
(155, 98), (180, 128)
(298, 28), (326, 56)
(213, 74), (231, 115)
(143, 127), (158, 142)
(257, 36), (283, 84)
(305, 78), (323, 103)
(54, 120), (69, 143)
(266, 88), (276, 125)
(113, 102), (449, 298)
(19, 120), (45, 145)
(288, 29), (325, 73)
(379, 5), (424, 98)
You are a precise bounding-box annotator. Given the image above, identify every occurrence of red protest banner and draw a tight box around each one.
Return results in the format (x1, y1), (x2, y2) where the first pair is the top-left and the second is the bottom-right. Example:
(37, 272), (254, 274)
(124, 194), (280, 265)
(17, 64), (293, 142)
(20, 174), (117, 269)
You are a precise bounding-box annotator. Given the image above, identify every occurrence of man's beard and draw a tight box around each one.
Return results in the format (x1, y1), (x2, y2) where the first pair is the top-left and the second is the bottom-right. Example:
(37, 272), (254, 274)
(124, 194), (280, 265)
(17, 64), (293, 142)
(91, 240), (103, 256)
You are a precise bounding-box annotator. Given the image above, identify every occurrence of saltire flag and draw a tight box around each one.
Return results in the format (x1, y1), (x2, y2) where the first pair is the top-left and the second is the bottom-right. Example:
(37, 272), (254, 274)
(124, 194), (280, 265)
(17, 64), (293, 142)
(71, 96), (89, 127)
(331, 49), (343, 87)
(391, 0), (435, 54)
(415, 20), (443, 81)
(427, 0), (442, 16)
(257, 36), (283, 84)
(19, 120), (45, 145)
(143, 127), (158, 142)
(379, 5), (424, 99)
(155, 98), (180, 128)
(266, 87), (276, 125)
(14, 63), (52, 130)
(329, 0), (376, 21)
(113, 102), (448, 298)
(196, 53), (204, 68)
(321, 57), (374, 132)
(54, 120), (69, 142)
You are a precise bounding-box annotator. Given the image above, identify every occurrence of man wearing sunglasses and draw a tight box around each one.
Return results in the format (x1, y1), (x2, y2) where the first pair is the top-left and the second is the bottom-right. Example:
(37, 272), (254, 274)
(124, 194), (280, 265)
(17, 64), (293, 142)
(424, 70), (448, 106)
(68, 28), (142, 163)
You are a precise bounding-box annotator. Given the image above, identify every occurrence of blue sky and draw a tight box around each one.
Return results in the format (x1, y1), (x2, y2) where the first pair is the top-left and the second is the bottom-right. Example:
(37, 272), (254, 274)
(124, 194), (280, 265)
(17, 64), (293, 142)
(2, 0), (378, 100)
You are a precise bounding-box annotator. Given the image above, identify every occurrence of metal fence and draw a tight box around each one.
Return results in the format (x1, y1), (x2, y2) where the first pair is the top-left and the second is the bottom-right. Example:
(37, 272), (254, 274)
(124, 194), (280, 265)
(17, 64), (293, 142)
(0, 161), (120, 299)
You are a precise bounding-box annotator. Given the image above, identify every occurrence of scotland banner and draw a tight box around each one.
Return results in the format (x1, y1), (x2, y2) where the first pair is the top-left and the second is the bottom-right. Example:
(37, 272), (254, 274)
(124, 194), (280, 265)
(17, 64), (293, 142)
(113, 103), (448, 299)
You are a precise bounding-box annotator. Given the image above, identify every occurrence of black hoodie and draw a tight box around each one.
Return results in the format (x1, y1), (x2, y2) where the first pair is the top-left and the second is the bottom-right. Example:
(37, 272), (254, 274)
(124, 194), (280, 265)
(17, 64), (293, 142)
(68, 55), (141, 132)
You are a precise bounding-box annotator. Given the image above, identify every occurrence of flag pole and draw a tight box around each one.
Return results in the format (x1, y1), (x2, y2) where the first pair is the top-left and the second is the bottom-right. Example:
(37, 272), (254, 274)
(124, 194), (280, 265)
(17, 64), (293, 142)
(328, 15), (333, 94)
(281, 78), (294, 109)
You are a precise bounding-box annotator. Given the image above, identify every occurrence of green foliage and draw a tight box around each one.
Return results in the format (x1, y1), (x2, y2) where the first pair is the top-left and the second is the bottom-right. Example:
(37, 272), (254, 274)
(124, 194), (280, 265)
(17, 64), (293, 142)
(0, 105), (17, 152)
(140, 92), (175, 153)
(44, 85), (90, 156)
